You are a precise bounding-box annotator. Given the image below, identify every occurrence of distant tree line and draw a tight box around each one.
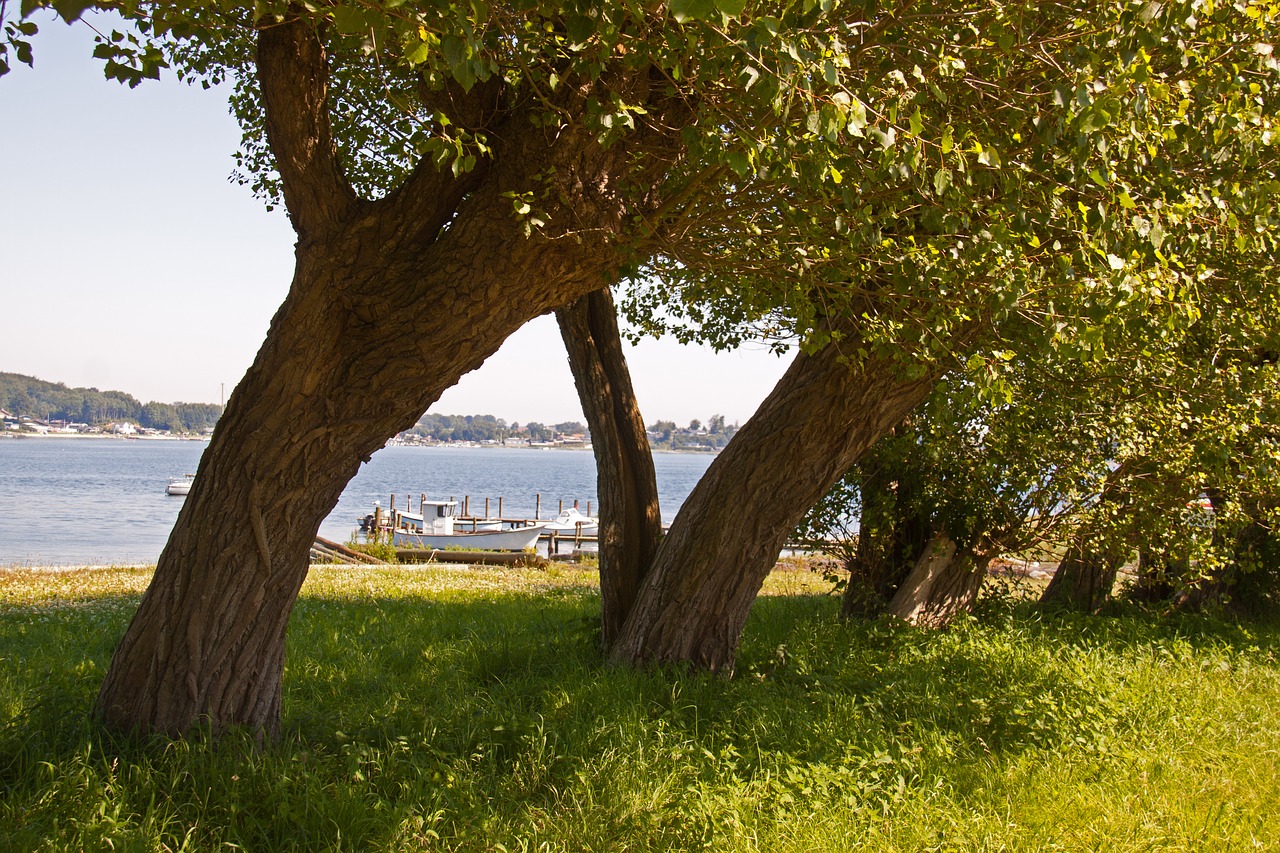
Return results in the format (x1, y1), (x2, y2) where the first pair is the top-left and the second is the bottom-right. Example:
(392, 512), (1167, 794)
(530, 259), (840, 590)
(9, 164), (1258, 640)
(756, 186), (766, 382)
(646, 414), (736, 450)
(0, 373), (222, 433)
(408, 413), (588, 443)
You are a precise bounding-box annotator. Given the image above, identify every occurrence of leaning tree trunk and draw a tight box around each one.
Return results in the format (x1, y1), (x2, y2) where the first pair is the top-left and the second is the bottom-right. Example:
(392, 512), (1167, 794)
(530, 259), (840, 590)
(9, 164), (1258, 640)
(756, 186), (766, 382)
(610, 329), (943, 673)
(94, 18), (676, 737)
(555, 288), (662, 649)
(885, 532), (990, 628)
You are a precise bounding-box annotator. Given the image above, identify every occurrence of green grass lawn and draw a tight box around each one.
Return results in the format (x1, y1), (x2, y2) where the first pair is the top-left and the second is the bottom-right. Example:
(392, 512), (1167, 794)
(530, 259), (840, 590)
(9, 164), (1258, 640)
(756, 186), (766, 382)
(1, 564), (1277, 851)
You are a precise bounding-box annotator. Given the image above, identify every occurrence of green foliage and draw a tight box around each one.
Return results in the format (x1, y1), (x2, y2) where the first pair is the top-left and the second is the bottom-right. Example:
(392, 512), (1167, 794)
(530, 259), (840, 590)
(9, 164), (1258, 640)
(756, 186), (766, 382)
(0, 372), (221, 432)
(345, 531), (399, 564)
(2, 566), (1279, 850)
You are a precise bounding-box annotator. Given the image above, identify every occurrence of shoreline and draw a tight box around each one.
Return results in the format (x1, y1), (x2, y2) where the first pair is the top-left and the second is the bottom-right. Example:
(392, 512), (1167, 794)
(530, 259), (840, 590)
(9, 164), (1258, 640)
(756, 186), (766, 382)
(0, 432), (208, 441)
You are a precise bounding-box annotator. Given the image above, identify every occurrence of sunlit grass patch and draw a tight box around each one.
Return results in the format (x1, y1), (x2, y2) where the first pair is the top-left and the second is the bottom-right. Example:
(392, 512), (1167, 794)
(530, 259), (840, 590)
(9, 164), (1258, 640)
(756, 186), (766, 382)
(1, 564), (1278, 851)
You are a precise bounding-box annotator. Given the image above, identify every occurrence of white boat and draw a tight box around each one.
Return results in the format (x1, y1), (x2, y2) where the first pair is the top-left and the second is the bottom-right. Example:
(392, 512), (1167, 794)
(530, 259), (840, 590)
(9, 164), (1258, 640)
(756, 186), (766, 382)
(389, 500), (546, 551)
(543, 506), (599, 537)
(165, 475), (194, 496)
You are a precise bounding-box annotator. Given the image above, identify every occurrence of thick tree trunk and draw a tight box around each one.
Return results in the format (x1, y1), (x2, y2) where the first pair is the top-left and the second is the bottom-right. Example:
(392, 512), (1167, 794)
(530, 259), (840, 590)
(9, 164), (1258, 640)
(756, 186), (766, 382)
(610, 334), (940, 673)
(885, 532), (989, 628)
(94, 18), (668, 737)
(555, 288), (662, 649)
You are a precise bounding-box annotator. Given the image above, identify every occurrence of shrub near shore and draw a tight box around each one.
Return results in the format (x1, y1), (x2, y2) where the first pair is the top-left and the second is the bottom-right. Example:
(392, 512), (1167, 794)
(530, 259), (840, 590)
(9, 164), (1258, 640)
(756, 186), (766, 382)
(1, 565), (1278, 851)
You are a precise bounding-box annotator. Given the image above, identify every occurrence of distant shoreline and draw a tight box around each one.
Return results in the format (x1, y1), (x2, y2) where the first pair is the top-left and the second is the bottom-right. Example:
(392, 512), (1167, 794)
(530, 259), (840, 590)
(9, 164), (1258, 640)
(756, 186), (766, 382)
(1, 433), (721, 453)
(0, 432), (208, 441)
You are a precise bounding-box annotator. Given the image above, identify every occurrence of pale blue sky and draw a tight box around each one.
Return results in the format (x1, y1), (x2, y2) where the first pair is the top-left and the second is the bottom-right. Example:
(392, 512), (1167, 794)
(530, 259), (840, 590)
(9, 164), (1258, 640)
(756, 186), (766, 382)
(0, 14), (790, 425)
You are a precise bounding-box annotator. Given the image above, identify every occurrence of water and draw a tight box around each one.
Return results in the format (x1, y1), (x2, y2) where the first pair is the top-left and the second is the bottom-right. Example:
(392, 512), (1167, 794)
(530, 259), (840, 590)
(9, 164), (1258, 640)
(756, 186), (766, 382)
(0, 438), (715, 566)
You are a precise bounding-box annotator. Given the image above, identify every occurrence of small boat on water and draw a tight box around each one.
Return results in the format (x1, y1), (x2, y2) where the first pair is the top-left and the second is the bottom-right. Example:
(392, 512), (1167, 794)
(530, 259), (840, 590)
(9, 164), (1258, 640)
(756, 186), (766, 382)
(543, 506), (599, 537)
(166, 475), (194, 496)
(383, 499), (546, 551)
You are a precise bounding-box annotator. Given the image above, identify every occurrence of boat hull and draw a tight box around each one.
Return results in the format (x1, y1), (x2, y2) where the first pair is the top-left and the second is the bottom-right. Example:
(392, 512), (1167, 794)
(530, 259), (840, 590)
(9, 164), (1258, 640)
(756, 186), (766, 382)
(392, 524), (546, 552)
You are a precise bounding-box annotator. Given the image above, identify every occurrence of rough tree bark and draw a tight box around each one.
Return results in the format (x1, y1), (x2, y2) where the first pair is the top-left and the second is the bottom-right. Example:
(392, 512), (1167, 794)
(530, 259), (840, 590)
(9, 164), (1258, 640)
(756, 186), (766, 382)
(94, 18), (678, 737)
(555, 288), (662, 649)
(885, 532), (991, 628)
(610, 330), (943, 673)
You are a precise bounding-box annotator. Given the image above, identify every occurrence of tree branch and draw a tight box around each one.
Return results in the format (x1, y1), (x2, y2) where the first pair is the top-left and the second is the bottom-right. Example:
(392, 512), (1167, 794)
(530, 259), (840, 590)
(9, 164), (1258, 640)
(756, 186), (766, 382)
(256, 16), (357, 243)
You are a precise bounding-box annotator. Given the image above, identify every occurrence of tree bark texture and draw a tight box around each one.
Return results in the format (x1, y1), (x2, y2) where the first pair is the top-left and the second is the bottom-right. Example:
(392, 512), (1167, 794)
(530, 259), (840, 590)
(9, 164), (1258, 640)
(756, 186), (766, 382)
(95, 18), (681, 737)
(610, 335), (940, 674)
(885, 532), (989, 628)
(555, 288), (663, 649)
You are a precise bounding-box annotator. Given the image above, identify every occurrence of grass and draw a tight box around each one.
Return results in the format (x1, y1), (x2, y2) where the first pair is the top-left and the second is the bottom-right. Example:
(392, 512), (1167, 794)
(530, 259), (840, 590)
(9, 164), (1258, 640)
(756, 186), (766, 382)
(1, 565), (1278, 851)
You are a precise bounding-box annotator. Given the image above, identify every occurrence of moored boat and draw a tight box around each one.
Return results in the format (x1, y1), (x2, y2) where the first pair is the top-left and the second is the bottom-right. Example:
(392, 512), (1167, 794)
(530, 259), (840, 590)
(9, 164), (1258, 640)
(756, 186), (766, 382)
(543, 506), (598, 537)
(165, 474), (194, 496)
(386, 499), (546, 551)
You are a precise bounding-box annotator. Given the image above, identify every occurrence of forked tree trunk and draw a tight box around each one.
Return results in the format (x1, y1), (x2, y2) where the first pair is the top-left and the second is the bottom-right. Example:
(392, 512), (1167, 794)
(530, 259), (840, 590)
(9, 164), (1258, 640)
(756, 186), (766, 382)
(885, 532), (990, 628)
(555, 288), (662, 648)
(610, 333), (941, 673)
(94, 17), (672, 737)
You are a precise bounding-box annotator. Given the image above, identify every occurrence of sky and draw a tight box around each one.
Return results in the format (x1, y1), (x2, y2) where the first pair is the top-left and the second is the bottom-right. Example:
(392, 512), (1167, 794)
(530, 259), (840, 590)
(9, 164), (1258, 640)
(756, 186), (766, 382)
(0, 14), (791, 426)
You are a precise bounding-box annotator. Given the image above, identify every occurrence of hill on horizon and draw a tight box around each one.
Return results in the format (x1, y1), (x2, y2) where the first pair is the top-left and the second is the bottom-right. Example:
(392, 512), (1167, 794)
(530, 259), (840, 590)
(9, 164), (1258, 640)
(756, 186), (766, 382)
(0, 372), (222, 433)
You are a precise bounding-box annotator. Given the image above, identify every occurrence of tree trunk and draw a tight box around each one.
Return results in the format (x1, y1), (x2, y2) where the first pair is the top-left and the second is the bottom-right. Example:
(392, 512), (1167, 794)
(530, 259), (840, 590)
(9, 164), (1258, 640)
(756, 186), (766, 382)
(840, 458), (896, 618)
(94, 18), (670, 737)
(610, 334), (940, 673)
(1040, 460), (1134, 612)
(885, 532), (989, 628)
(555, 288), (662, 649)
(840, 430), (930, 619)
(1039, 542), (1124, 613)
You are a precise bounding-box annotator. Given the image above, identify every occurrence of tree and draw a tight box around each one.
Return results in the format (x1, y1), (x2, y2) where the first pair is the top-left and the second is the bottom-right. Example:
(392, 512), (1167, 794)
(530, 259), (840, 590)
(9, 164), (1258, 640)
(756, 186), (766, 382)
(6, 0), (885, 736)
(556, 288), (662, 646)
(7, 0), (1272, 734)
(607, 1), (1279, 665)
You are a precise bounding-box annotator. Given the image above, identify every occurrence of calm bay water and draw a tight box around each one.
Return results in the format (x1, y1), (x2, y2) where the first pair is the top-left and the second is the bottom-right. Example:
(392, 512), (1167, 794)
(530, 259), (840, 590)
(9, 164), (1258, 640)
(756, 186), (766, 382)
(0, 438), (715, 566)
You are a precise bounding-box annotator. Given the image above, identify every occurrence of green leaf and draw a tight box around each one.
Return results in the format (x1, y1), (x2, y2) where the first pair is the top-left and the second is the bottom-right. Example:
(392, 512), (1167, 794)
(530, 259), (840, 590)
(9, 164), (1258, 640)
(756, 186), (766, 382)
(713, 0), (747, 19)
(441, 35), (467, 71)
(909, 107), (922, 137)
(50, 0), (95, 24)
(331, 6), (368, 36)
(671, 0), (716, 23)
(405, 40), (431, 65)
(933, 168), (951, 195)
(846, 98), (867, 136)
(565, 14), (595, 44)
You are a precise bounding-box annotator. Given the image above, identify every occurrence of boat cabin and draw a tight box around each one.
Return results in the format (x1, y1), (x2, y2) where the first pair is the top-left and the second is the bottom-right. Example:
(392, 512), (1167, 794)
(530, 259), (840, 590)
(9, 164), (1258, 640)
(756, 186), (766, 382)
(394, 500), (459, 536)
